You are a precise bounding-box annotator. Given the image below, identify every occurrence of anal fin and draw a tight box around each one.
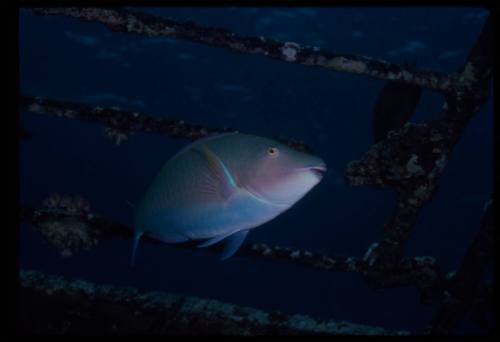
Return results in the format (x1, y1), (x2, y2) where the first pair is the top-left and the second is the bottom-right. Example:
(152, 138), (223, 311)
(197, 230), (234, 248)
(131, 230), (143, 267)
(220, 229), (249, 260)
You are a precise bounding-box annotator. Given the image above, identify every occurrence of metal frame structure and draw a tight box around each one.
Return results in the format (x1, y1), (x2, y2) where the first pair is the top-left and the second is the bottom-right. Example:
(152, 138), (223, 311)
(19, 7), (494, 335)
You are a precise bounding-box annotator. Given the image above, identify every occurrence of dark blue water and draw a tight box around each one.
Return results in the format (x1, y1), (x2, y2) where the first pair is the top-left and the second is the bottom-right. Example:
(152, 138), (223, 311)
(19, 7), (492, 334)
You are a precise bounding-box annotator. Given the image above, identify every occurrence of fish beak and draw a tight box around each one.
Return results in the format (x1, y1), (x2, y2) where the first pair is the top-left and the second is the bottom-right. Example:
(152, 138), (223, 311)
(309, 164), (327, 178)
(295, 162), (327, 179)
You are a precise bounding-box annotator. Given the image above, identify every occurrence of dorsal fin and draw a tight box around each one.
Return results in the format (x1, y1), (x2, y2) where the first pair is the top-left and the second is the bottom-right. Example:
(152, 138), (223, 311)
(170, 132), (239, 162)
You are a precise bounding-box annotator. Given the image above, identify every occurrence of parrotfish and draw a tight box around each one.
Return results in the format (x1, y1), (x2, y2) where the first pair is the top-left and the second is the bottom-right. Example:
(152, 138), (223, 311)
(132, 132), (326, 264)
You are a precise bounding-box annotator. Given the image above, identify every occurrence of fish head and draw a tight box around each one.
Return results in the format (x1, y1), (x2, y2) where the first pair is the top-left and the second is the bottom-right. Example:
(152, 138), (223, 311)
(239, 137), (326, 207)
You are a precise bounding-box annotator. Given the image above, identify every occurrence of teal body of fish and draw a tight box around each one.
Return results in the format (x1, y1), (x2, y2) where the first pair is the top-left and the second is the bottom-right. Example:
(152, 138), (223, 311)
(132, 133), (326, 263)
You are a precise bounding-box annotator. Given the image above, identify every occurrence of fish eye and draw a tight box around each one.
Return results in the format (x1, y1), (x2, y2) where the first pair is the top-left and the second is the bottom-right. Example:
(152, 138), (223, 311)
(267, 147), (279, 157)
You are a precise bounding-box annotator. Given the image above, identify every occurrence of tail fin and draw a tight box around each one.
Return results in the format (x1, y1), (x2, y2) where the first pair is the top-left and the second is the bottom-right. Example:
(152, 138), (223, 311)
(131, 230), (143, 267)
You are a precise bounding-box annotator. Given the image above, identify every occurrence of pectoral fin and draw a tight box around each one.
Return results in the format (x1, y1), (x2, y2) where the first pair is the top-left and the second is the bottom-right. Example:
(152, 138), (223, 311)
(194, 145), (238, 200)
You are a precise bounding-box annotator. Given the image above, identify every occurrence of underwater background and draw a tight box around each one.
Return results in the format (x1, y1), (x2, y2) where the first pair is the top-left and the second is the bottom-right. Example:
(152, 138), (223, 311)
(19, 6), (493, 334)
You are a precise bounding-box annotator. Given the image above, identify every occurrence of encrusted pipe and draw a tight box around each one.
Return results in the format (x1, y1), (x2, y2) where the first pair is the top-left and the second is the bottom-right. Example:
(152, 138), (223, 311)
(19, 95), (313, 154)
(20, 269), (409, 335)
(21, 201), (443, 303)
(29, 7), (467, 94)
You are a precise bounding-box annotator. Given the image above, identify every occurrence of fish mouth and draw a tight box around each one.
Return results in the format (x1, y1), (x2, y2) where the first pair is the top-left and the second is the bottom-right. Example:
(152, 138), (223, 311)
(309, 164), (327, 178)
(295, 163), (327, 178)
